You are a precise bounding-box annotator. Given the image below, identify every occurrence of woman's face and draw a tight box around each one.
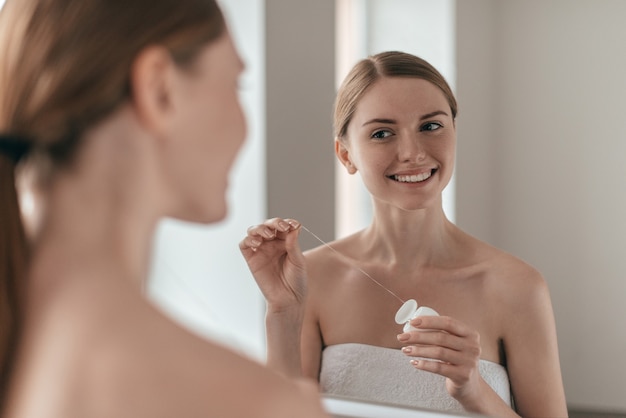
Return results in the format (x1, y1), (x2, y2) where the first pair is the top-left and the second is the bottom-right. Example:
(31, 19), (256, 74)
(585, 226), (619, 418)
(165, 31), (246, 223)
(339, 76), (456, 212)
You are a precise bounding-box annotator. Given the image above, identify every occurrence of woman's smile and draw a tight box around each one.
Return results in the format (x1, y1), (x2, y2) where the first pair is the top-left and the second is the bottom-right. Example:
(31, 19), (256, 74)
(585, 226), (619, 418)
(388, 168), (438, 184)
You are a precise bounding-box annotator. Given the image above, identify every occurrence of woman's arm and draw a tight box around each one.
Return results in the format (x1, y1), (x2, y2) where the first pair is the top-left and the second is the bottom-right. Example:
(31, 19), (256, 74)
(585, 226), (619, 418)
(398, 266), (567, 417)
(502, 271), (568, 417)
(300, 292), (324, 380)
(399, 314), (522, 417)
(265, 305), (305, 377)
(240, 218), (307, 377)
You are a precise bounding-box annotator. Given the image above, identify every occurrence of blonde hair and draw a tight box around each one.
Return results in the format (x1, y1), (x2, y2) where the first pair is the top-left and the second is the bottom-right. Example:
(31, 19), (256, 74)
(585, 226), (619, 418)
(334, 51), (457, 140)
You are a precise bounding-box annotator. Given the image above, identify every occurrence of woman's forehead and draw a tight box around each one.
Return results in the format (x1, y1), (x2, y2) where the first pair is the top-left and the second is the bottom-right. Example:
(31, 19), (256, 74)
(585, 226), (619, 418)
(353, 77), (450, 121)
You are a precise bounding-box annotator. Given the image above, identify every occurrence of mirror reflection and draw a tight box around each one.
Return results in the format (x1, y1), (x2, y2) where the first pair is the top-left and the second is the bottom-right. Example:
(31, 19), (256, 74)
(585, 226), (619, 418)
(149, 1), (626, 417)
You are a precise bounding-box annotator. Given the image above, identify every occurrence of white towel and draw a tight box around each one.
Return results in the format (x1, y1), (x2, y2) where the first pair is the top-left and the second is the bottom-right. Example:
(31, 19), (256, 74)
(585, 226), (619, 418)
(320, 343), (511, 413)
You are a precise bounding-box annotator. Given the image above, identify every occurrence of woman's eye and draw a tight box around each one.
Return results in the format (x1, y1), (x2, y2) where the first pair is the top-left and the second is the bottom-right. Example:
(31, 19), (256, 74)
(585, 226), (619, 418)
(371, 130), (392, 139)
(421, 122), (443, 132)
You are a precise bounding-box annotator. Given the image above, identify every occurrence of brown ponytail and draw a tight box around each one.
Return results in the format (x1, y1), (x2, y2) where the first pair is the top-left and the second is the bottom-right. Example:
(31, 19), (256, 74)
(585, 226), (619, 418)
(0, 154), (28, 403)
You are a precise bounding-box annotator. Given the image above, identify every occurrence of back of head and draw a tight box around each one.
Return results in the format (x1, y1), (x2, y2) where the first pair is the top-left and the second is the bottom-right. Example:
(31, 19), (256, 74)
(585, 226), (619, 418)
(333, 51), (458, 141)
(0, 0), (225, 405)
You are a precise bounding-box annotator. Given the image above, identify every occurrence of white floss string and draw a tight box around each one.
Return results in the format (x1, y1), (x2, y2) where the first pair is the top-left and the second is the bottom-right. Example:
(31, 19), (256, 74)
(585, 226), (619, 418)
(160, 224), (434, 334)
(300, 224), (440, 329)
(300, 224), (406, 305)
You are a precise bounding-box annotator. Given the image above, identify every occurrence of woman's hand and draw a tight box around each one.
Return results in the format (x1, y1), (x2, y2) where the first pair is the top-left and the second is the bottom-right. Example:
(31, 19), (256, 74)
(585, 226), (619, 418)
(397, 315), (488, 409)
(239, 218), (306, 313)
(240, 218), (309, 376)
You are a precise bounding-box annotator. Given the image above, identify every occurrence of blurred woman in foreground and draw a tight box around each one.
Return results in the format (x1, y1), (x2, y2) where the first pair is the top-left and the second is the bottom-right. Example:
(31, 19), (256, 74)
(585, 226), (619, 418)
(0, 0), (328, 416)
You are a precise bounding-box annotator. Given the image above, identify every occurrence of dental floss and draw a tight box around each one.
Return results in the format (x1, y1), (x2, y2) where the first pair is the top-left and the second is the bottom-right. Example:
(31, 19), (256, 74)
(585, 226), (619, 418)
(395, 301), (440, 332)
(300, 225), (405, 304)
(300, 225), (439, 330)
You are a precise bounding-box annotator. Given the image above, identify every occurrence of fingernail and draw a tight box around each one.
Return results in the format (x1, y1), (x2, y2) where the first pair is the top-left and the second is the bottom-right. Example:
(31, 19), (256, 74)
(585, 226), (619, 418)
(263, 230), (275, 238)
(287, 220), (300, 229)
(402, 346), (411, 354)
(411, 318), (422, 327)
(278, 221), (289, 232)
(251, 239), (261, 246)
(397, 333), (409, 342)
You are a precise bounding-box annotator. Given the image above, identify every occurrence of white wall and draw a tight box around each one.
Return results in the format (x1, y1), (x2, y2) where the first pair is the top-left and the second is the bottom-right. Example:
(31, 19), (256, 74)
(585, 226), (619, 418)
(456, 0), (626, 412)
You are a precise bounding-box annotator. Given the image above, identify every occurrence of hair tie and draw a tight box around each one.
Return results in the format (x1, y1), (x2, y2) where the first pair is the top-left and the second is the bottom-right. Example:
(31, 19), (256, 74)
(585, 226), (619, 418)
(0, 134), (32, 164)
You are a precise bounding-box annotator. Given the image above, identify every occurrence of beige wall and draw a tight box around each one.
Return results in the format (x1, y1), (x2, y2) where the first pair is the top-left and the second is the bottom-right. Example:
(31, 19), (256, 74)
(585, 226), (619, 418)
(456, 0), (626, 412)
(265, 0), (336, 250)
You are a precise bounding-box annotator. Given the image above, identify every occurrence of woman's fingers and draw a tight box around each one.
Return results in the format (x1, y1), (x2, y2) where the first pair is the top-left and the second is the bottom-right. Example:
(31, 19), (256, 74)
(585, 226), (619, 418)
(398, 316), (482, 384)
(409, 358), (452, 374)
(401, 343), (472, 366)
(409, 315), (477, 338)
(240, 218), (301, 251)
(239, 218), (307, 308)
(399, 329), (479, 355)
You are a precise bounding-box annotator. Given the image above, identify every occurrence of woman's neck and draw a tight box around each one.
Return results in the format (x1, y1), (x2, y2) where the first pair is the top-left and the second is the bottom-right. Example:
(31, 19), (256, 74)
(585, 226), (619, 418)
(28, 106), (167, 299)
(360, 201), (463, 269)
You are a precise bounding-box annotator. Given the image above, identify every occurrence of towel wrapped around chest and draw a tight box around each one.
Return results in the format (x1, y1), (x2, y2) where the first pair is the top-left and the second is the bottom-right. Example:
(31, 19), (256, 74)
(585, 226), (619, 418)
(320, 343), (511, 413)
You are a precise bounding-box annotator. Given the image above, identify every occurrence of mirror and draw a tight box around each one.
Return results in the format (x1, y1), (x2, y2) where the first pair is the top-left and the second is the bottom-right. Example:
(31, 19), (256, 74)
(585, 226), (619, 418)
(149, 0), (626, 416)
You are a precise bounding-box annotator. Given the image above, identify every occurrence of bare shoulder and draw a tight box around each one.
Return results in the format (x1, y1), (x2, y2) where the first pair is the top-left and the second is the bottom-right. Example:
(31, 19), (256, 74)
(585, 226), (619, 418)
(486, 243), (547, 299)
(85, 298), (328, 417)
(462, 236), (566, 416)
(463, 232), (553, 327)
(11, 274), (327, 418)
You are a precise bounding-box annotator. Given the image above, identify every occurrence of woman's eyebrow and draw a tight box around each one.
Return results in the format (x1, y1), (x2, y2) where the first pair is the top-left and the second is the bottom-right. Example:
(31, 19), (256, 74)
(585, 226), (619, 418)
(362, 118), (396, 127)
(420, 110), (449, 120)
(362, 110), (449, 127)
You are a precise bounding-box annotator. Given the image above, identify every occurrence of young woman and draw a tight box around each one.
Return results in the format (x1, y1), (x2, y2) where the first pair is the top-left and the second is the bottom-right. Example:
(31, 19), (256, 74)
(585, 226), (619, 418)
(241, 51), (568, 417)
(0, 0), (328, 416)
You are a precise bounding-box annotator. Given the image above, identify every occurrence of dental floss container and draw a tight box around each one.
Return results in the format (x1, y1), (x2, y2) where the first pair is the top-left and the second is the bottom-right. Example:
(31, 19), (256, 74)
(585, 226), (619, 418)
(395, 299), (439, 332)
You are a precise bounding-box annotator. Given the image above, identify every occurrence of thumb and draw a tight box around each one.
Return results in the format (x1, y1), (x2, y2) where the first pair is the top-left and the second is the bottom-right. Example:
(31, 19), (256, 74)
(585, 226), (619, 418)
(285, 221), (305, 265)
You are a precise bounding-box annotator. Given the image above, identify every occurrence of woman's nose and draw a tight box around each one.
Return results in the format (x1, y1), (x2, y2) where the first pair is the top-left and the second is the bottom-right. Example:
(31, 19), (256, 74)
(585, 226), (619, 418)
(397, 135), (426, 162)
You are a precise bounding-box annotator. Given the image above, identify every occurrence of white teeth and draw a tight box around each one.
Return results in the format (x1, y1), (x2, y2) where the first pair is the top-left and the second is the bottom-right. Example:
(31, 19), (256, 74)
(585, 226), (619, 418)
(393, 171), (432, 183)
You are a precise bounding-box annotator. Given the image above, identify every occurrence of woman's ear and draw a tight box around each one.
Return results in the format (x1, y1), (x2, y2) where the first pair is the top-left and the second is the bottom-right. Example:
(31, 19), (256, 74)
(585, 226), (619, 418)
(129, 46), (177, 136)
(335, 139), (357, 174)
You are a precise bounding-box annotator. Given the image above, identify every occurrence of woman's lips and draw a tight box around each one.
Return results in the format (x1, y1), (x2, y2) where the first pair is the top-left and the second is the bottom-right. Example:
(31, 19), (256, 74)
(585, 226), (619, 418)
(388, 169), (437, 183)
